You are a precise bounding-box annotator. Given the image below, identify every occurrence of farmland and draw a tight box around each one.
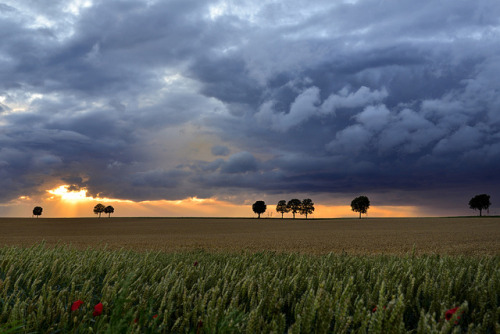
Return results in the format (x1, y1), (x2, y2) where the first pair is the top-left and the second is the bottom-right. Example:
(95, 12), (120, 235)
(0, 217), (499, 332)
(0, 217), (499, 255)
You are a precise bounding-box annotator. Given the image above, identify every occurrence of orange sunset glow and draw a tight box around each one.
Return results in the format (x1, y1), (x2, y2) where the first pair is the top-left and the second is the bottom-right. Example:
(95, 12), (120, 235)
(0, 184), (425, 218)
(47, 185), (132, 203)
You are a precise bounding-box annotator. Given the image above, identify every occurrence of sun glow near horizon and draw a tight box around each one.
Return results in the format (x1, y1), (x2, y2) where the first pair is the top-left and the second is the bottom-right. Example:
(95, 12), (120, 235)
(47, 185), (93, 202)
(46, 185), (216, 205)
(47, 185), (136, 204)
(0, 184), (426, 218)
(41, 184), (245, 217)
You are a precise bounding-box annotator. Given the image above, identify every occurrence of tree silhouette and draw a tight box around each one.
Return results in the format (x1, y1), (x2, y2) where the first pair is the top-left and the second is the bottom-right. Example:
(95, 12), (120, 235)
(32, 206), (43, 218)
(287, 199), (302, 219)
(104, 205), (114, 218)
(94, 203), (105, 218)
(252, 201), (267, 218)
(469, 194), (491, 216)
(300, 199), (315, 219)
(351, 196), (370, 219)
(276, 200), (289, 218)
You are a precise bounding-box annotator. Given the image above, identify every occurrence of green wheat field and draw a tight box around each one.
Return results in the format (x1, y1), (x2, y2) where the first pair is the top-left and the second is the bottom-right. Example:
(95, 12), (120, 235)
(1, 243), (499, 333)
(1, 217), (499, 332)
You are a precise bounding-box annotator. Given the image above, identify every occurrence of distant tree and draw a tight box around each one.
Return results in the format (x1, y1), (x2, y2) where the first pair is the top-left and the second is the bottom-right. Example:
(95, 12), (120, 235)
(276, 200), (289, 219)
(252, 201), (267, 218)
(32, 206), (43, 218)
(351, 196), (370, 219)
(104, 205), (114, 218)
(94, 203), (106, 218)
(287, 199), (302, 219)
(300, 199), (315, 219)
(469, 194), (491, 216)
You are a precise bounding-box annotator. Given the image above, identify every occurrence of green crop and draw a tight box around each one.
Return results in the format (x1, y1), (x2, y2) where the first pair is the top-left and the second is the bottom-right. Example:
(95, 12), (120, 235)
(0, 244), (498, 333)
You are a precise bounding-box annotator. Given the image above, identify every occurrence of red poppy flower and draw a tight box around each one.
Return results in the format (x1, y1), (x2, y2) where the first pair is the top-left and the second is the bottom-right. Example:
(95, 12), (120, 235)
(445, 307), (459, 321)
(71, 300), (84, 311)
(153, 314), (158, 319)
(372, 305), (386, 313)
(93, 302), (103, 317)
(194, 261), (199, 266)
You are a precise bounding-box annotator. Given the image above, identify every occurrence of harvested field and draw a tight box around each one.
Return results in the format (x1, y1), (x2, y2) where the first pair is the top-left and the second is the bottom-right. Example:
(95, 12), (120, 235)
(0, 217), (499, 255)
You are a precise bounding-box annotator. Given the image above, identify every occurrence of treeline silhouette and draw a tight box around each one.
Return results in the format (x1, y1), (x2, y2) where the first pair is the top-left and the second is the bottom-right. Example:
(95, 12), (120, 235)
(253, 198), (316, 219)
(253, 197), (368, 219)
(30, 194), (492, 218)
(252, 193), (493, 219)
(93, 204), (114, 218)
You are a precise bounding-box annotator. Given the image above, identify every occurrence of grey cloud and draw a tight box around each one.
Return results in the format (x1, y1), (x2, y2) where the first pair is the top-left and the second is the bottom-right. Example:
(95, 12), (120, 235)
(220, 152), (258, 174)
(255, 86), (321, 132)
(188, 158), (224, 173)
(0, 103), (10, 113)
(131, 169), (187, 188)
(1, 0), (500, 214)
(33, 153), (62, 167)
(189, 56), (263, 107)
(255, 86), (388, 132)
(320, 86), (388, 113)
(354, 104), (390, 132)
(211, 145), (230, 156)
(433, 125), (485, 155)
(326, 124), (372, 154)
(66, 183), (84, 192)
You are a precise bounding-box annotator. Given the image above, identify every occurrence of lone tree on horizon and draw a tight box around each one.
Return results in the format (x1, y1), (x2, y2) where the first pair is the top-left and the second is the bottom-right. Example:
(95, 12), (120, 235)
(276, 200), (289, 218)
(287, 199), (302, 219)
(32, 206), (43, 218)
(94, 203), (105, 218)
(104, 205), (114, 218)
(469, 194), (491, 216)
(252, 201), (267, 218)
(351, 196), (370, 219)
(300, 199), (315, 219)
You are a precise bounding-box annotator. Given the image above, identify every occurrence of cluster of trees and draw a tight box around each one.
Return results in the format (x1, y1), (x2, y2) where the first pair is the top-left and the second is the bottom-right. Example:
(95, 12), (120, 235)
(252, 194), (492, 219)
(252, 199), (315, 219)
(29, 193), (492, 218)
(93, 204), (115, 218)
(252, 196), (372, 219)
(32, 205), (115, 218)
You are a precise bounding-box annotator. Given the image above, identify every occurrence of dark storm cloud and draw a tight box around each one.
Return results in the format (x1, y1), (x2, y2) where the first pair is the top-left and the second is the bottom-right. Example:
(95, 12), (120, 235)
(211, 145), (230, 156)
(1, 0), (500, 214)
(220, 152), (258, 174)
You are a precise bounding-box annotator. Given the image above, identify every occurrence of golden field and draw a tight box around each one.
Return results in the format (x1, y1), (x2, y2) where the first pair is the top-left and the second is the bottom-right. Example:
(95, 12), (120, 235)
(0, 216), (498, 255)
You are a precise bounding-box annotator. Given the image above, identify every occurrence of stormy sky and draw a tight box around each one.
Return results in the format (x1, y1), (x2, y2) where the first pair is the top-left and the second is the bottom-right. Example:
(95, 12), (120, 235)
(1, 0), (500, 216)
